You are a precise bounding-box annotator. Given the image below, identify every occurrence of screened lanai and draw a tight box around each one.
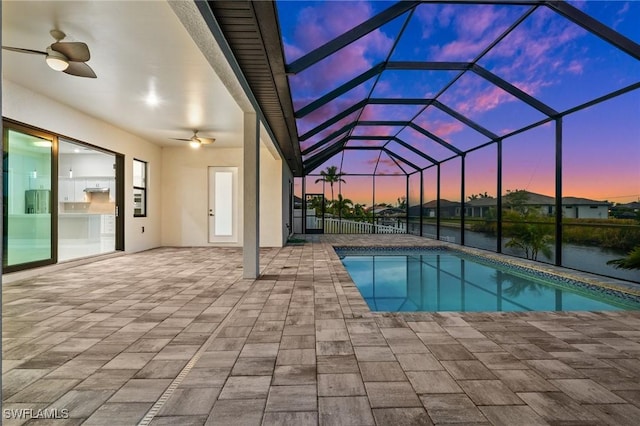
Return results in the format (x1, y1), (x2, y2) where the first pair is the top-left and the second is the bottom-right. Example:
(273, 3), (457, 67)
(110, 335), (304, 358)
(207, 1), (640, 283)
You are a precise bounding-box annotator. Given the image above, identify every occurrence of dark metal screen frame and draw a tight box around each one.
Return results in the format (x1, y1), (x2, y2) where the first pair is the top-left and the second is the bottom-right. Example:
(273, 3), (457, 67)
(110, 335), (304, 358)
(218, 0), (640, 282)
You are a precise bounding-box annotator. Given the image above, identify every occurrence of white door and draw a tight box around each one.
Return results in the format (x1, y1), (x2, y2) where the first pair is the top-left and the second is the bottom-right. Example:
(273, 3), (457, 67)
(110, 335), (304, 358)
(208, 167), (238, 243)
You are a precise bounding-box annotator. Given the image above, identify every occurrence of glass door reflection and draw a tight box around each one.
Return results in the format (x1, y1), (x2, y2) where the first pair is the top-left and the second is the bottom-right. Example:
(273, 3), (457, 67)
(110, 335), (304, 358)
(58, 139), (116, 261)
(3, 128), (54, 270)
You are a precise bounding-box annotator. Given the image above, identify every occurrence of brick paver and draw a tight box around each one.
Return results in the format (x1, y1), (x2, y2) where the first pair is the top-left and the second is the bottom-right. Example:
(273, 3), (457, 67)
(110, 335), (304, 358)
(3, 236), (640, 425)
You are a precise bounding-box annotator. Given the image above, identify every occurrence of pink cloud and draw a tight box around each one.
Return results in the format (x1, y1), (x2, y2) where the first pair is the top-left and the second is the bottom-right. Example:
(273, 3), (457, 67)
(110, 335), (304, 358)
(286, 1), (394, 99)
(414, 113), (465, 137)
(433, 40), (489, 62)
(353, 125), (401, 137)
(456, 85), (513, 115)
(414, 4), (437, 39)
(342, 150), (380, 174)
(365, 155), (399, 174)
(566, 60), (584, 75)
(489, 11), (586, 83)
(456, 6), (507, 38)
(613, 2), (631, 28)
(301, 112), (360, 148)
(295, 94), (365, 135)
(429, 6), (515, 61)
(283, 42), (304, 64)
(293, 2), (375, 54)
(360, 104), (423, 122)
(432, 121), (464, 137)
(439, 7), (591, 112)
(512, 79), (553, 97)
(350, 140), (386, 147)
(437, 5), (456, 27)
(372, 80), (392, 96)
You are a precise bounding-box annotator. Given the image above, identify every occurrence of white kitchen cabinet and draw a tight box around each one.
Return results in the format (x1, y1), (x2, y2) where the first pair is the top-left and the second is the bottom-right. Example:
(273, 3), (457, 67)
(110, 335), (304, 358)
(59, 177), (117, 203)
(59, 179), (74, 202)
(85, 179), (109, 190)
(59, 178), (88, 202)
(101, 214), (116, 235)
(74, 179), (88, 202)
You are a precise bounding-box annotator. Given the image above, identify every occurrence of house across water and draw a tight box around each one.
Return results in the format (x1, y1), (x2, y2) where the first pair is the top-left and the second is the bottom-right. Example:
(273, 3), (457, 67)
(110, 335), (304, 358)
(410, 191), (611, 219)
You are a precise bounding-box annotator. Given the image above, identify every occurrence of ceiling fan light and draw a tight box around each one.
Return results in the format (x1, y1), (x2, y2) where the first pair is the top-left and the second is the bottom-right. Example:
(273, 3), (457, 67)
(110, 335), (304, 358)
(189, 140), (201, 149)
(45, 48), (69, 71)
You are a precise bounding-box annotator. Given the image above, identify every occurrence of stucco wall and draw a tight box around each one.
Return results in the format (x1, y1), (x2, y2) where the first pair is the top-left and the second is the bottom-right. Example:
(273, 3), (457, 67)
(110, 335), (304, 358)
(565, 205), (609, 219)
(160, 145), (285, 247)
(4, 81), (288, 258)
(260, 148), (286, 247)
(3, 81), (162, 254)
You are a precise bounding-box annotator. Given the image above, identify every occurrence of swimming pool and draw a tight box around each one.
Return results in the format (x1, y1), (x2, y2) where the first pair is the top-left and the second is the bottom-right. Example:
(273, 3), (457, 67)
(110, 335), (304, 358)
(336, 247), (640, 312)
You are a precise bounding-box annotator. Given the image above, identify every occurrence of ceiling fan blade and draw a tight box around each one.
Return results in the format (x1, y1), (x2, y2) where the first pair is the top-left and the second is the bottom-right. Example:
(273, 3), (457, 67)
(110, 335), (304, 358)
(2, 46), (47, 55)
(51, 41), (90, 62)
(197, 137), (216, 145)
(171, 138), (192, 142)
(63, 61), (97, 78)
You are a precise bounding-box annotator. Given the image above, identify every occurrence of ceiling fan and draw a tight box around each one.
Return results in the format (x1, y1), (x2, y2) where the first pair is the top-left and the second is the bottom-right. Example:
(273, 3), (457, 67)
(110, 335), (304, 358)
(172, 130), (216, 148)
(2, 29), (97, 78)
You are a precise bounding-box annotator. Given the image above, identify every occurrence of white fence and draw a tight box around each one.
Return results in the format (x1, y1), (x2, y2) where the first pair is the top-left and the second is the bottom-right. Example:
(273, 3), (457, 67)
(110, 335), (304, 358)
(296, 209), (456, 241)
(311, 217), (405, 234)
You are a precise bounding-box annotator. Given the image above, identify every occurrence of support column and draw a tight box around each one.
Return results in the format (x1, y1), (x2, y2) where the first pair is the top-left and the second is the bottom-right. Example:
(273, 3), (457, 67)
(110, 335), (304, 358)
(419, 170), (424, 237)
(496, 139), (503, 253)
(555, 118), (563, 266)
(436, 164), (441, 241)
(243, 112), (260, 279)
(302, 178), (306, 234)
(372, 175), (376, 233)
(405, 175), (409, 234)
(460, 155), (466, 246)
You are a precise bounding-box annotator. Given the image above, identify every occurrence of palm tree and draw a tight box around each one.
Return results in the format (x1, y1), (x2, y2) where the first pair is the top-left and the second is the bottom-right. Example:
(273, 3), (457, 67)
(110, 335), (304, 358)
(306, 195), (326, 217)
(331, 194), (354, 218)
(353, 203), (367, 219)
(315, 166), (345, 204)
(397, 196), (407, 210)
(504, 210), (553, 261)
(468, 192), (493, 201)
(607, 246), (640, 270)
(351, 203), (372, 223)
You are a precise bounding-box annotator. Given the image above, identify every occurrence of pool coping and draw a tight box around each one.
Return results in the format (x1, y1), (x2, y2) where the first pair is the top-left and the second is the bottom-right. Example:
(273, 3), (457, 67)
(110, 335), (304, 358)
(326, 240), (640, 315)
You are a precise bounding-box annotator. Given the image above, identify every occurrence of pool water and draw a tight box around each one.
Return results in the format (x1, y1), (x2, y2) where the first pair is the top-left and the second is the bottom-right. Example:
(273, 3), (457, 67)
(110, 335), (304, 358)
(337, 249), (639, 312)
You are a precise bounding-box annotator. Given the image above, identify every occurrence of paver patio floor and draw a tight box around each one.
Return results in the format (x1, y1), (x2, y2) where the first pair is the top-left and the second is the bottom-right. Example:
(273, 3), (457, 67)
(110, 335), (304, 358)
(3, 235), (640, 425)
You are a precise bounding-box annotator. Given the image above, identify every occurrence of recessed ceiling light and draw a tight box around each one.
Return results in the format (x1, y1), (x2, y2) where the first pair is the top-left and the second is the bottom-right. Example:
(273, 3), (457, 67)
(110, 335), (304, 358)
(145, 91), (160, 107)
(144, 78), (161, 108)
(74, 148), (80, 153)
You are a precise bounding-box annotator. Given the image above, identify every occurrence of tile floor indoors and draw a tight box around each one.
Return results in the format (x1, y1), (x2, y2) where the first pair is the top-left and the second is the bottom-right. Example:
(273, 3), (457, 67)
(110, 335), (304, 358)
(2, 234), (640, 425)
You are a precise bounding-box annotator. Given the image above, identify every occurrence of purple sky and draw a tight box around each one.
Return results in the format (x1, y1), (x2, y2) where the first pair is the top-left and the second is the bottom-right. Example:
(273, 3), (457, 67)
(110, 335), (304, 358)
(280, 1), (640, 205)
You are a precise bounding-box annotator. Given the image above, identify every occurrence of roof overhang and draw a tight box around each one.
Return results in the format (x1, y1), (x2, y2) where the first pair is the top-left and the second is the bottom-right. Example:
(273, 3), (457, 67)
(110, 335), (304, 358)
(205, 0), (303, 175)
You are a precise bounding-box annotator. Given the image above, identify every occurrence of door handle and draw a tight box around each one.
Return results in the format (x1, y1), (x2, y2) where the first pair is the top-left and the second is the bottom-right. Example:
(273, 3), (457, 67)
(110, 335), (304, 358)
(209, 209), (214, 217)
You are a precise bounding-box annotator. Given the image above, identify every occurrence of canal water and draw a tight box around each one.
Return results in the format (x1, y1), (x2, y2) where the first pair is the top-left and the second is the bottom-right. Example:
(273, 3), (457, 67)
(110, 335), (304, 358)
(415, 224), (640, 283)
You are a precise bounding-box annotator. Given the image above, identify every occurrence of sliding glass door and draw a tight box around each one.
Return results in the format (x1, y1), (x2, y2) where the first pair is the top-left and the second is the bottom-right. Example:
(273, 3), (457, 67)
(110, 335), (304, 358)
(3, 120), (125, 273)
(3, 126), (55, 271)
(58, 139), (116, 261)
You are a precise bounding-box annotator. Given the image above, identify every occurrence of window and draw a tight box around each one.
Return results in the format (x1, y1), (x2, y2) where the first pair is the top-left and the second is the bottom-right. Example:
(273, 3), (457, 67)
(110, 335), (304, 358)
(133, 159), (147, 217)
